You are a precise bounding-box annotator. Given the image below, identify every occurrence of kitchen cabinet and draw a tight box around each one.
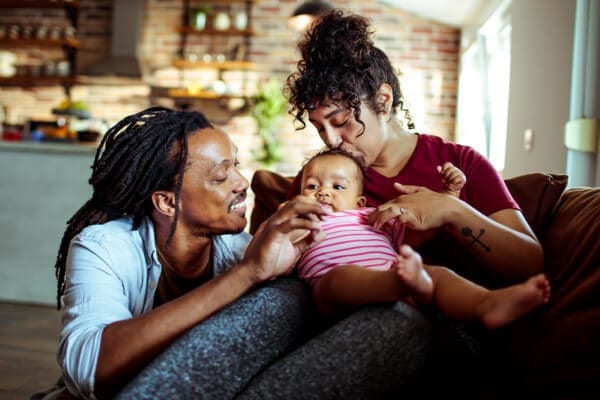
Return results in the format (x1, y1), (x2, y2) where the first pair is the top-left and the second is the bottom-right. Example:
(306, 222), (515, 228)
(169, 0), (256, 102)
(0, 1), (80, 96)
(0, 141), (94, 304)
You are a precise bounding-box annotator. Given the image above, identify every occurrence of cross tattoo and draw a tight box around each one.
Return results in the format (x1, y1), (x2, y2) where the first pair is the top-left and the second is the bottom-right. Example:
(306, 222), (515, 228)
(461, 227), (491, 252)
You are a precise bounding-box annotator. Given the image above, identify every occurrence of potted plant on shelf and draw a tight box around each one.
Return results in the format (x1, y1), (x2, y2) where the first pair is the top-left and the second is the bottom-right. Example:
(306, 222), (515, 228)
(251, 78), (287, 167)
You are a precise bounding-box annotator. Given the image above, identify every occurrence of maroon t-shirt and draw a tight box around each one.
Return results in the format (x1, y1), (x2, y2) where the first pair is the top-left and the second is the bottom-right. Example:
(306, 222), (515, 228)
(288, 133), (519, 216)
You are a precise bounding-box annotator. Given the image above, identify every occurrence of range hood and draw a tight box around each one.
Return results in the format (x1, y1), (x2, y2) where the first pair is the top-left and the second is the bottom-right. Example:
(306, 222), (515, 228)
(85, 0), (144, 77)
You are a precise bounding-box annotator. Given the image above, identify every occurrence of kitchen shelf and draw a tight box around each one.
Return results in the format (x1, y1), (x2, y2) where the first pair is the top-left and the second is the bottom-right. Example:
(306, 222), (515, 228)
(0, 38), (80, 48)
(168, 0), (256, 108)
(0, 1), (80, 9)
(172, 59), (255, 70)
(0, 76), (76, 86)
(186, 0), (254, 4)
(168, 88), (249, 100)
(0, 1), (80, 96)
(178, 26), (255, 36)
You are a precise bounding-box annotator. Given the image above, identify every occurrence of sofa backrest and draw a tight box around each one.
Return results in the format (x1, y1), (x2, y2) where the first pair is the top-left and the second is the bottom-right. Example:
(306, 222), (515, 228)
(249, 170), (568, 237)
(504, 173), (568, 239)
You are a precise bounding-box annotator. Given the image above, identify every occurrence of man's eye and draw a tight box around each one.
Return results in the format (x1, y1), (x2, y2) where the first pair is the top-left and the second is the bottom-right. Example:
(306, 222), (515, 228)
(334, 184), (345, 190)
(307, 184), (318, 190)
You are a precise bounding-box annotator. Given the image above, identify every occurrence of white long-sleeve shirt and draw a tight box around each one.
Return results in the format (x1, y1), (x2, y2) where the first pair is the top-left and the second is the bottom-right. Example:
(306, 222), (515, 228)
(55, 216), (249, 399)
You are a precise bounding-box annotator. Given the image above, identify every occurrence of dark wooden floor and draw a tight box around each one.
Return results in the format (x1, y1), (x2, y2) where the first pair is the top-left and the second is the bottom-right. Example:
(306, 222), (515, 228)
(0, 302), (62, 400)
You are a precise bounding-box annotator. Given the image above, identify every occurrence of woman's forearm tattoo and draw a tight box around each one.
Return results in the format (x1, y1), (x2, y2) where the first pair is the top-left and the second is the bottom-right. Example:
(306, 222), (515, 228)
(461, 227), (491, 252)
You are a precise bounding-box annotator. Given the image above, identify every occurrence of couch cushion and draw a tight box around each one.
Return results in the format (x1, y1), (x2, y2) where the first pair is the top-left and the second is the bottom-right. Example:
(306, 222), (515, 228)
(498, 187), (600, 397)
(504, 173), (568, 238)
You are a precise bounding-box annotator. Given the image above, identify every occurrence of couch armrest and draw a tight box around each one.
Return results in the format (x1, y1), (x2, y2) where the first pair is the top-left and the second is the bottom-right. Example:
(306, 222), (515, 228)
(249, 169), (293, 234)
(498, 186), (600, 395)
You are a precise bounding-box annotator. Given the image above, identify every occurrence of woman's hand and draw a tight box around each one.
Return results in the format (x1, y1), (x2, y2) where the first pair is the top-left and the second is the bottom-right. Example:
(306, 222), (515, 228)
(243, 195), (328, 282)
(368, 183), (460, 231)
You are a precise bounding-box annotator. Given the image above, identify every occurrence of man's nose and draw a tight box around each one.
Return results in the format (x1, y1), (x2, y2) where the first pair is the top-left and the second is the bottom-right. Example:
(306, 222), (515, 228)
(317, 190), (330, 199)
(233, 169), (249, 192)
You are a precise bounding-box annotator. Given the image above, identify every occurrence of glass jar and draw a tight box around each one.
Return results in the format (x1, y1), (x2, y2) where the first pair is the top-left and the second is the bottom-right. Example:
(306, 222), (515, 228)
(234, 11), (248, 30)
(213, 12), (230, 31)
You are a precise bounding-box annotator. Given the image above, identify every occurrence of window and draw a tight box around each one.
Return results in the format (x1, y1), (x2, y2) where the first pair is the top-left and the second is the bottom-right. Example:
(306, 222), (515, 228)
(455, 1), (511, 171)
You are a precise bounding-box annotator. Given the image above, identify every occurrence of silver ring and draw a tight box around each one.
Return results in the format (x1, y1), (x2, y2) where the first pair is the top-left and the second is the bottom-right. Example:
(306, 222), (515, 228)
(399, 207), (406, 215)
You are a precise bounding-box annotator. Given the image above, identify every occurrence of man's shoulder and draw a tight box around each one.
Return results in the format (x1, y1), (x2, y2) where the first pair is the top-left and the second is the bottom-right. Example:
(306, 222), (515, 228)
(74, 216), (152, 267)
(79, 216), (136, 238)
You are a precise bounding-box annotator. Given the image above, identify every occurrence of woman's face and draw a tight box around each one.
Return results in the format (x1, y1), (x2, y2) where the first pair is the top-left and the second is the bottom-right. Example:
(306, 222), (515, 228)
(307, 99), (386, 168)
(177, 127), (249, 235)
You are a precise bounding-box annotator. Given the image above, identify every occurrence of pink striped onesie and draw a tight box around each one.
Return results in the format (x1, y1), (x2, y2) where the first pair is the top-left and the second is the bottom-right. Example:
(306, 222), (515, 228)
(297, 207), (406, 286)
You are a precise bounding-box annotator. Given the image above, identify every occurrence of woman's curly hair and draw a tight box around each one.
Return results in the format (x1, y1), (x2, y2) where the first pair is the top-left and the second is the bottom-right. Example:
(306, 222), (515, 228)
(285, 9), (414, 132)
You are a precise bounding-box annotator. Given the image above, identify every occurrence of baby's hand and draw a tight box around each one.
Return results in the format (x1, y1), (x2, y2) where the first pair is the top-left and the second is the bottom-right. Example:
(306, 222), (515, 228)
(437, 162), (466, 197)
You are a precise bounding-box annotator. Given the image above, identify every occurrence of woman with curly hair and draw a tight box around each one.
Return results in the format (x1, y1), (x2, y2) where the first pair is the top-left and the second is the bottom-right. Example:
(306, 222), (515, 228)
(280, 8), (544, 396)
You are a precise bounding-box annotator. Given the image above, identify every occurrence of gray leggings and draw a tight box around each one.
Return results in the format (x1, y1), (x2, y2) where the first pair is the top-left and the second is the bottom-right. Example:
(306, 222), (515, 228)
(116, 277), (433, 400)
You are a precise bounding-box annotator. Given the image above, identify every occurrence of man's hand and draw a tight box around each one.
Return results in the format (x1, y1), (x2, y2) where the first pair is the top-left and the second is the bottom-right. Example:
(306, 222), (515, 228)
(243, 195), (328, 282)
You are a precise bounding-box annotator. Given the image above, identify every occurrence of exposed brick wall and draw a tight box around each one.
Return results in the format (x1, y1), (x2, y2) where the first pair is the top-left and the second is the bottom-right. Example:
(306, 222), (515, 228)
(0, 0), (460, 176)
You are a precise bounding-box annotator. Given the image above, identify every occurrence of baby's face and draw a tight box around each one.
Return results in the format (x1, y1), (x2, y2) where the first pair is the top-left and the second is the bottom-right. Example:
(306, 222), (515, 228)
(300, 155), (365, 212)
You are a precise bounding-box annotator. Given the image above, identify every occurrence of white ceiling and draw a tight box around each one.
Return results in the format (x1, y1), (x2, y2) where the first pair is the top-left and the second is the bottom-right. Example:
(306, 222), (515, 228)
(378, 0), (494, 27)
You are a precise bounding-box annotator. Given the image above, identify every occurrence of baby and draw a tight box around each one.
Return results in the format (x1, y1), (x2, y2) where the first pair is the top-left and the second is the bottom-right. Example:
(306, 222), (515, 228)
(297, 148), (551, 328)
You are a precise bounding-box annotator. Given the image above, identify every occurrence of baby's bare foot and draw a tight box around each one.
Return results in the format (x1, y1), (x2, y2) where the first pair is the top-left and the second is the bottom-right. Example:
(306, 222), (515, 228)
(394, 245), (434, 301)
(481, 273), (551, 329)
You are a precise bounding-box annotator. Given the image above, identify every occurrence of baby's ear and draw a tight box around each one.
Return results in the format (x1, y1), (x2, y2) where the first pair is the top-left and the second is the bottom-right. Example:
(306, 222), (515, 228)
(357, 196), (367, 208)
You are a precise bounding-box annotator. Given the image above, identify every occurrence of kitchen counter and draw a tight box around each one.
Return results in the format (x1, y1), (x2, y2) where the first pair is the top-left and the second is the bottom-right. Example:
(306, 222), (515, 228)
(0, 140), (98, 155)
(0, 142), (95, 304)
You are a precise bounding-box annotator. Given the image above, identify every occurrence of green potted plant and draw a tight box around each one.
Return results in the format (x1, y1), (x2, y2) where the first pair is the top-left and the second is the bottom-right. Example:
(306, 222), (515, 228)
(251, 78), (287, 167)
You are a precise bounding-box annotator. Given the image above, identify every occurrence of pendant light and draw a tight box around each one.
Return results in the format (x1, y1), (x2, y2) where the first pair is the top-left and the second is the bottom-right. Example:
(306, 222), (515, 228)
(288, 0), (334, 31)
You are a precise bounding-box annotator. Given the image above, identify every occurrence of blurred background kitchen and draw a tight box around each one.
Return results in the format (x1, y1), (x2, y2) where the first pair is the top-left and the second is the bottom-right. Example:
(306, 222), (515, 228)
(0, 0), (581, 306)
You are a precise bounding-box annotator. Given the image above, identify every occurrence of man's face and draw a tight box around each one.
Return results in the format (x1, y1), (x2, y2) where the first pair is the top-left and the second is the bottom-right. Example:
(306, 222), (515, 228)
(177, 127), (249, 235)
(300, 154), (365, 213)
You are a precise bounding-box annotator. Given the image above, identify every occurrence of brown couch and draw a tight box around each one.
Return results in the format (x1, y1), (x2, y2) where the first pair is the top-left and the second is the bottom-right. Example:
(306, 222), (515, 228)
(250, 170), (600, 399)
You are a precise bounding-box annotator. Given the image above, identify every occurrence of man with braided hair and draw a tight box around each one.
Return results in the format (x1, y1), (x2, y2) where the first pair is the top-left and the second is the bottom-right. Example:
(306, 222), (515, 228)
(32, 106), (327, 399)
(34, 107), (438, 400)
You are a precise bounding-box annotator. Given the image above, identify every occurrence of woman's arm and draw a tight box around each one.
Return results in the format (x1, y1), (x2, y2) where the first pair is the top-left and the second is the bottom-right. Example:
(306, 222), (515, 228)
(442, 196), (543, 281)
(368, 184), (543, 283)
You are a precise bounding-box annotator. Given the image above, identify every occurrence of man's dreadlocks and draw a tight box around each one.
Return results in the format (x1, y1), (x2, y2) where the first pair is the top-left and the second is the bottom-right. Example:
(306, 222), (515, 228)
(53, 106), (213, 309)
